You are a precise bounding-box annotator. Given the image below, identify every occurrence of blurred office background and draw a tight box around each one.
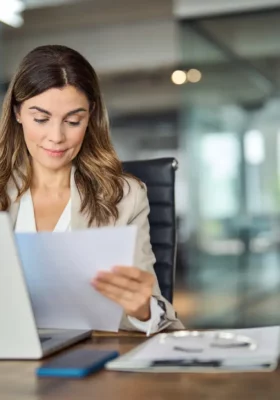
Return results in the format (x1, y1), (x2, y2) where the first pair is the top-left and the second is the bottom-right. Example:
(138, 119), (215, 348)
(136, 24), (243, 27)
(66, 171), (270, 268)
(2, 0), (280, 329)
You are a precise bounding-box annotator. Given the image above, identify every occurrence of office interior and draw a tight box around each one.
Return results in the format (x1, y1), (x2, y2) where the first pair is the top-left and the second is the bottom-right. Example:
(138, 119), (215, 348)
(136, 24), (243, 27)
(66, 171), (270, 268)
(1, 0), (280, 330)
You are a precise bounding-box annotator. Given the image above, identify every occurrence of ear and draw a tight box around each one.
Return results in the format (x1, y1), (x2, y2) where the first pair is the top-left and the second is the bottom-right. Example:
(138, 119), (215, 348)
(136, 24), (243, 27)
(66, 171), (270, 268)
(13, 105), (21, 124)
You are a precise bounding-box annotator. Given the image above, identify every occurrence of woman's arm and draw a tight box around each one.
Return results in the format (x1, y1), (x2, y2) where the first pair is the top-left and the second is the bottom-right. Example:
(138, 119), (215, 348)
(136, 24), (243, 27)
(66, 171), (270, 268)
(92, 181), (185, 333)
(119, 182), (184, 332)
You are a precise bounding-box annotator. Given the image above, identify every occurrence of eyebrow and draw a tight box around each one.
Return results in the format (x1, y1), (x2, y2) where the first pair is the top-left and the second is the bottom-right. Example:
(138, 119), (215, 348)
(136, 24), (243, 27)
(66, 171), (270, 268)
(28, 106), (88, 117)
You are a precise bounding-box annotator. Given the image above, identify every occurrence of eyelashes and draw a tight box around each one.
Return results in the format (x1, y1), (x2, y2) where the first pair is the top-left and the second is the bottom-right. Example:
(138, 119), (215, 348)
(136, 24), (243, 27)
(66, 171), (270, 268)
(34, 119), (81, 127)
(34, 119), (48, 124)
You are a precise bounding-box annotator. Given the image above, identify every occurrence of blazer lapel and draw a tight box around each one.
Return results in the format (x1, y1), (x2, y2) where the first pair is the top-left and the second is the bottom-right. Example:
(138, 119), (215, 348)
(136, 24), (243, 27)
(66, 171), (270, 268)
(6, 181), (20, 228)
(9, 202), (20, 228)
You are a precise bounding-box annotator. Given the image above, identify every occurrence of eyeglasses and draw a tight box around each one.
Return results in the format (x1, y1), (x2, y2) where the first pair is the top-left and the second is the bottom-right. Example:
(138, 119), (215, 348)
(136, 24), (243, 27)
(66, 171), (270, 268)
(159, 330), (257, 352)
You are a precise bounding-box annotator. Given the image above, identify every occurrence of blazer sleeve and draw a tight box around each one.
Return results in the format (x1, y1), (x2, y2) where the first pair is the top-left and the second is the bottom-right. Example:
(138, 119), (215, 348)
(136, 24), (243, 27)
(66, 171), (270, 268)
(119, 182), (185, 331)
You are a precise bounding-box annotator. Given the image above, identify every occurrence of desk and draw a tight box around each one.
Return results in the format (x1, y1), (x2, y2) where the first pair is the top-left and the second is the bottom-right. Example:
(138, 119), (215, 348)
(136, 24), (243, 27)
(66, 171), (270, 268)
(1, 333), (280, 400)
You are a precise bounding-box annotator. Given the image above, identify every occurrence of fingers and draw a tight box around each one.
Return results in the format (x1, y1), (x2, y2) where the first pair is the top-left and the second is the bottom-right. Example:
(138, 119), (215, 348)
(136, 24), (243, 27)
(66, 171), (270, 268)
(111, 266), (155, 286)
(92, 271), (152, 301)
(91, 266), (155, 320)
(92, 277), (134, 301)
(93, 271), (141, 293)
(93, 283), (150, 320)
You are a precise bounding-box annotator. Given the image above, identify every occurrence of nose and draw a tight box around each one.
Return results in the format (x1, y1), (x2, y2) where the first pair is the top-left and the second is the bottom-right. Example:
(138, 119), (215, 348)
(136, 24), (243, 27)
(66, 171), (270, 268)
(47, 123), (66, 144)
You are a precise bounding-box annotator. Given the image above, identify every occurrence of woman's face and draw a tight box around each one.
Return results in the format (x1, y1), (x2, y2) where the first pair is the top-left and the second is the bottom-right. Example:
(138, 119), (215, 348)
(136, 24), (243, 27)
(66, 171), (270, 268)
(16, 85), (90, 171)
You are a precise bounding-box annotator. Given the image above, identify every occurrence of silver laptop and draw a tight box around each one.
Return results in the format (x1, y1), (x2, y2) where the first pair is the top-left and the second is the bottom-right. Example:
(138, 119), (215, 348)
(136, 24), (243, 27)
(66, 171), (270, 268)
(0, 212), (91, 360)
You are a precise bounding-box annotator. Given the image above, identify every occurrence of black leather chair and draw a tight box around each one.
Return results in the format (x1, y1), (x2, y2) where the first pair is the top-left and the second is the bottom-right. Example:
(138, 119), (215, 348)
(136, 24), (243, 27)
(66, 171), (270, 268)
(122, 158), (178, 304)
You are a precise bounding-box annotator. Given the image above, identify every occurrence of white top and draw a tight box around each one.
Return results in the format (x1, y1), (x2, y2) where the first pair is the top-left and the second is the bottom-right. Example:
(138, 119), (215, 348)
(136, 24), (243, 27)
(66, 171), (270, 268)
(15, 189), (71, 232)
(15, 190), (163, 335)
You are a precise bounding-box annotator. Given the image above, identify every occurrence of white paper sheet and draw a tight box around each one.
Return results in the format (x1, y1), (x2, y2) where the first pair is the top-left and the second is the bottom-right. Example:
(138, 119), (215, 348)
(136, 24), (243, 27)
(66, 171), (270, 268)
(106, 327), (280, 372)
(130, 327), (280, 364)
(15, 225), (137, 332)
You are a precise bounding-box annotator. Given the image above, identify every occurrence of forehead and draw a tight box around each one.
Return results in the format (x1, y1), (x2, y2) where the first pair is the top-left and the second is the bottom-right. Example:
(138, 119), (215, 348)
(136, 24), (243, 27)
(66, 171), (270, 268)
(22, 85), (89, 114)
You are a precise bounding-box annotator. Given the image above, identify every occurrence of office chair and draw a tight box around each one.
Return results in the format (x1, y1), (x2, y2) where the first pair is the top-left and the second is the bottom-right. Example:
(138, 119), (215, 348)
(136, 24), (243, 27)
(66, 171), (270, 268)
(122, 158), (178, 304)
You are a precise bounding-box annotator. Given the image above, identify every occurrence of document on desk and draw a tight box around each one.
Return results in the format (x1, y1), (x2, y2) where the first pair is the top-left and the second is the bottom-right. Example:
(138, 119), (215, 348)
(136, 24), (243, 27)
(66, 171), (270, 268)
(106, 326), (280, 372)
(15, 226), (137, 332)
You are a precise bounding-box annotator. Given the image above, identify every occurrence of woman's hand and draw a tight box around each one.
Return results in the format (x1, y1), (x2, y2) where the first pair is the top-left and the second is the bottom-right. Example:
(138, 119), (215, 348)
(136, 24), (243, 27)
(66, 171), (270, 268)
(91, 266), (155, 321)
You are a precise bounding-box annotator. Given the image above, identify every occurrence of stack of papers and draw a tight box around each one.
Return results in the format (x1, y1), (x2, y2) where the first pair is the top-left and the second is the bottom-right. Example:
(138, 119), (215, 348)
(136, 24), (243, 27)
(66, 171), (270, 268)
(15, 226), (137, 332)
(106, 327), (280, 372)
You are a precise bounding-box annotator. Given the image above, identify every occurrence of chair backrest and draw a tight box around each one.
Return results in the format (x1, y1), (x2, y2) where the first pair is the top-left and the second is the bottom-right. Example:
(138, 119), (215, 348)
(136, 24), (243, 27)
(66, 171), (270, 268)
(122, 158), (178, 303)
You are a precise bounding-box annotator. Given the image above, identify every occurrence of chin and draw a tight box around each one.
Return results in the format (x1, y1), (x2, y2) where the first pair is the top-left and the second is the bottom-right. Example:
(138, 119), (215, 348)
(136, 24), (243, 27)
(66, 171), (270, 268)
(36, 158), (72, 171)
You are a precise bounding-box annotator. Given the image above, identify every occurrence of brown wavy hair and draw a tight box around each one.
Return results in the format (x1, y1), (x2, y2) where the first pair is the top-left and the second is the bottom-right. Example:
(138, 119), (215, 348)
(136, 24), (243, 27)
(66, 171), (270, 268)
(0, 44), (133, 226)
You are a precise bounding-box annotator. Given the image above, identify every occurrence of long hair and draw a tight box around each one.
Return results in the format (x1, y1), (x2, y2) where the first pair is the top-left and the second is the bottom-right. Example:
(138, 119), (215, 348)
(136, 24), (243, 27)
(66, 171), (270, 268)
(0, 44), (134, 226)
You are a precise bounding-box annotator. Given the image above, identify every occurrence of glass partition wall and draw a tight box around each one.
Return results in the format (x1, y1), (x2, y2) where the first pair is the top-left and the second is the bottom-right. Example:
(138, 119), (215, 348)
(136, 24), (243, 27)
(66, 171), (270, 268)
(179, 9), (280, 328)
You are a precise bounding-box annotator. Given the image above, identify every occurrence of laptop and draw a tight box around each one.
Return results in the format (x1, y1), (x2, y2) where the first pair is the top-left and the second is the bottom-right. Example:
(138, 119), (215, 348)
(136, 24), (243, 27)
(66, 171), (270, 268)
(0, 212), (92, 360)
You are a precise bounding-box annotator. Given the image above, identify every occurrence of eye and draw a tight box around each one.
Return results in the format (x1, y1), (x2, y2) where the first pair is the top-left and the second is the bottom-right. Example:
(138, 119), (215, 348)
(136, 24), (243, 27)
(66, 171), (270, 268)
(67, 121), (81, 126)
(34, 118), (48, 124)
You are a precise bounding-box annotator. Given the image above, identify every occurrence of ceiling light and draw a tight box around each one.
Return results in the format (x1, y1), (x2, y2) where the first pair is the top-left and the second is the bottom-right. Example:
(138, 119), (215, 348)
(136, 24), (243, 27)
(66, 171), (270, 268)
(171, 70), (187, 85)
(0, 1), (25, 28)
(187, 69), (202, 83)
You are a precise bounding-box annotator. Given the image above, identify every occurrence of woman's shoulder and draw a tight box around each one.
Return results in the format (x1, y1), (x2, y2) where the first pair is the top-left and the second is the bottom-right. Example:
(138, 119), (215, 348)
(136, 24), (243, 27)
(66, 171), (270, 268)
(116, 176), (148, 224)
(122, 175), (146, 199)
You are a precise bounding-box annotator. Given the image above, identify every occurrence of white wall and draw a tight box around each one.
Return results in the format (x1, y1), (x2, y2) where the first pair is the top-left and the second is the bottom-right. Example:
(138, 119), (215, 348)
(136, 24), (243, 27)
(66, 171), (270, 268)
(3, 2), (280, 80)
(173, 0), (280, 18)
(3, 19), (178, 80)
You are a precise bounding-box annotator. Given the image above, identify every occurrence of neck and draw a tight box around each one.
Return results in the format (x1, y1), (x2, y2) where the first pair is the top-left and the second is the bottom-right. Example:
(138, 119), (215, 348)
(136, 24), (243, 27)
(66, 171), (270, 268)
(31, 162), (72, 192)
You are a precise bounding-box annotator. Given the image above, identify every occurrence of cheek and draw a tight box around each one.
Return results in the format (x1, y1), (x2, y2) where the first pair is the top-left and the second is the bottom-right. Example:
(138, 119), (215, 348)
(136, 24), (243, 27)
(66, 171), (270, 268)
(22, 123), (42, 145)
(68, 128), (87, 148)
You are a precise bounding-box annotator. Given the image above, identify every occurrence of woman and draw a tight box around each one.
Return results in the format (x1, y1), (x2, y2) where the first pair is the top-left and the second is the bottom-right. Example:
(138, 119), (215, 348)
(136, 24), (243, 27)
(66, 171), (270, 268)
(0, 45), (184, 334)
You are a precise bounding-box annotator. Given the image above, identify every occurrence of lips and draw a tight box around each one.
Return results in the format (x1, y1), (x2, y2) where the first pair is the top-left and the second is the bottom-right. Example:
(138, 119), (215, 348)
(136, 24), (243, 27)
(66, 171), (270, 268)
(42, 148), (67, 157)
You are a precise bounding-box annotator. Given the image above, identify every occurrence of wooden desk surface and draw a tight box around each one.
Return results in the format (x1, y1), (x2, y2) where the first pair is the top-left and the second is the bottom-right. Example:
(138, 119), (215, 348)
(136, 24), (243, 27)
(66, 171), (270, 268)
(1, 333), (280, 400)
